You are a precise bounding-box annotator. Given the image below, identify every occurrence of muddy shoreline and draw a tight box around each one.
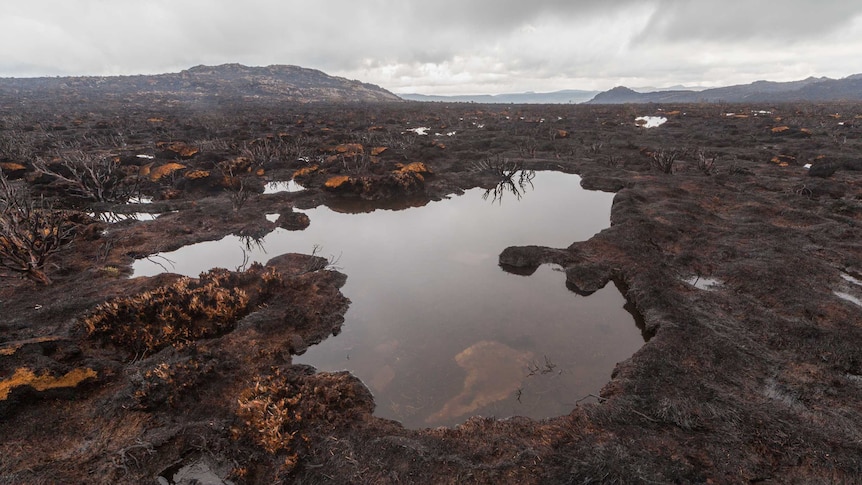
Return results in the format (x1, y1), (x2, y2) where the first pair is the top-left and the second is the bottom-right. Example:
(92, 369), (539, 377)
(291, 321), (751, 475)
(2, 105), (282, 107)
(2, 101), (861, 483)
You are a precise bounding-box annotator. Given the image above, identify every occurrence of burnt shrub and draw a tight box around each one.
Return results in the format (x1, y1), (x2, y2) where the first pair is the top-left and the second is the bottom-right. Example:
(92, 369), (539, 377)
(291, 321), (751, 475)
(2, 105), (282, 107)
(0, 170), (76, 285)
(81, 264), (283, 353)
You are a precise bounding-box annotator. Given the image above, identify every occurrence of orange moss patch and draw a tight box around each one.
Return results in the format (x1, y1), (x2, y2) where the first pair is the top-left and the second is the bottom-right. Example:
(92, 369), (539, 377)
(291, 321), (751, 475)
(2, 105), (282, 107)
(138, 162), (154, 177)
(324, 175), (352, 189)
(149, 163), (186, 181)
(770, 155), (797, 166)
(147, 117), (164, 123)
(184, 169), (211, 180)
(665, 110), (681, 116)
(0, 367), (97, 400)
(396, 162), (432, 175)
(0, 337), (62, 356)
(220, 157), (252, 175)
(0, 162), (26, 173)
(333, 143), (364, 156)
(556, 130), (569, 138)
(371, 147), (388, 156)
(164, 142), (200, 158)
(771, 126), (790, 133)
(292, 165), (319, 178)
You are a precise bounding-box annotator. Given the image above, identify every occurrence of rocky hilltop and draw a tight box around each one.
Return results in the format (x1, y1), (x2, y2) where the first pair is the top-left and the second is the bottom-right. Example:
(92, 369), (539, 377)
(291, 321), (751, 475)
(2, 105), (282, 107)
(0, 63), (402, 103)
(587, 74), (862, 104)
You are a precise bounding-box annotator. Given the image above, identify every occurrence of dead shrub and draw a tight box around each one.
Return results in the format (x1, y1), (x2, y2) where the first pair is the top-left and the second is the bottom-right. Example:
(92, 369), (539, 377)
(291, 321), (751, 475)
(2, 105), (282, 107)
(695, 149), (719, 176)
(650, 148), (681, 174)
(0, 171), (76, 285)
(33, 150), (138, 202)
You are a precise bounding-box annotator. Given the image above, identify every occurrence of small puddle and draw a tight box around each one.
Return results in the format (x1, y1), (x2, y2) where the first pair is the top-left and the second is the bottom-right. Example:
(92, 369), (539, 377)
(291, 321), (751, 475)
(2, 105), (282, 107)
(133, 172), (647, 428)
(683, 276), (722, 291)
(263, 180), (304, 194)
(635, 116), (667, 128)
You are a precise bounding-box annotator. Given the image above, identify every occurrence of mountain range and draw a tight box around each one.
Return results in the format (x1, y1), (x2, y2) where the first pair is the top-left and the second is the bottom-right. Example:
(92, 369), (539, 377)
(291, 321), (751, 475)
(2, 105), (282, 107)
(398, 89), (599, 104)
(585, 74), (862, 104)
(1, 64), (859, 105)
(0, 64), (401, 103)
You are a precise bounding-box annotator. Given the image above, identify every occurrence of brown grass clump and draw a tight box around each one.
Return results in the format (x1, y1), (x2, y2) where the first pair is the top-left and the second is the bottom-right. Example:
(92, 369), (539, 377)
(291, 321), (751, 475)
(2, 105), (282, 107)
(82, 264), (282, 352)
(234, 367), (372, 477)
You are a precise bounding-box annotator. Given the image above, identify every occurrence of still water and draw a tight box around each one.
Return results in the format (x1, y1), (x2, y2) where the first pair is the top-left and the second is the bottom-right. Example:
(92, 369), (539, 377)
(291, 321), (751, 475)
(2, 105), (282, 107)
(133, 172), (646, 428)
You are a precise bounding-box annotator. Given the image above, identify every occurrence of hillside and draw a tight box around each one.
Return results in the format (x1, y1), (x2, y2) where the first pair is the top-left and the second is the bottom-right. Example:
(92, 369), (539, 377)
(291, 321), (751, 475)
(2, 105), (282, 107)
(399, 89), (599, 104)
(587, 74), (862, 104)
(0, 63), (402, 103)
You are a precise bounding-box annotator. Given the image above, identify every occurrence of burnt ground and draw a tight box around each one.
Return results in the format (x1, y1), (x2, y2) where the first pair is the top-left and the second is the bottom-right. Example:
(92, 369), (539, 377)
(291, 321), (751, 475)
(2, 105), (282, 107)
(1, 99), (862, 484)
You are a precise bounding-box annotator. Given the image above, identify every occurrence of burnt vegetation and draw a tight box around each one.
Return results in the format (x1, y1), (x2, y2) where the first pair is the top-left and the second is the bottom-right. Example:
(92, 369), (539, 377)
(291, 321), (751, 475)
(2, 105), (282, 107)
(1, 90), (862, 484)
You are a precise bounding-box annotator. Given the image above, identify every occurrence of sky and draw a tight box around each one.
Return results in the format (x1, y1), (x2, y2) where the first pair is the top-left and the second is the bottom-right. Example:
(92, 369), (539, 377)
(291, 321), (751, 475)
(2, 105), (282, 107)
(1, 1), (861, 95)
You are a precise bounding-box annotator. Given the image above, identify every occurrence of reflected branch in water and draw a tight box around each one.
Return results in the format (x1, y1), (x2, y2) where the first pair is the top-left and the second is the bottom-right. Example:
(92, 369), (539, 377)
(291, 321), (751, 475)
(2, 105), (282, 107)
(482, 167), (536, 204)
(239, 234), (267, 253)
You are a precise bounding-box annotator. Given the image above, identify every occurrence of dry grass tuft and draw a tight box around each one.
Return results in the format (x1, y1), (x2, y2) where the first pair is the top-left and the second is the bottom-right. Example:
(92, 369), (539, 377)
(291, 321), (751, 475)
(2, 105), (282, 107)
(82, 264), (282, 352)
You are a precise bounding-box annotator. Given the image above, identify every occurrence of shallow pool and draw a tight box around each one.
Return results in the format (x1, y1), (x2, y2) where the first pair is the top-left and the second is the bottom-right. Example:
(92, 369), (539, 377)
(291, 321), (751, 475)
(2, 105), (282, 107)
(133, 171), (646, 428)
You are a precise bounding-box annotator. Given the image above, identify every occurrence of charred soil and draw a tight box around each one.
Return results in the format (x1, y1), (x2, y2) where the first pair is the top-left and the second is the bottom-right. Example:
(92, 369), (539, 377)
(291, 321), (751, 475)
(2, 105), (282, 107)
(1, 99), (862, 483)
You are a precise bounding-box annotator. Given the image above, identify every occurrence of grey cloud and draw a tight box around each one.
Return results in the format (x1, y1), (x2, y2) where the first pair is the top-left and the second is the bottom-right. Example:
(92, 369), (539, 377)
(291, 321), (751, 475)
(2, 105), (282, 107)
(639, 0), (862, 43)
(1, 0), (860, 94)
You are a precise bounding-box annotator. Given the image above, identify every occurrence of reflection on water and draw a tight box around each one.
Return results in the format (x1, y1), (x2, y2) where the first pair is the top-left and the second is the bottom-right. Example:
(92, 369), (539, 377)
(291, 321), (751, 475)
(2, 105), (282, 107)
(88, 211), (161, 223)
(483, 169), (536, 204)
(263, 180), (305, 194)
(133, 172), (645, 428)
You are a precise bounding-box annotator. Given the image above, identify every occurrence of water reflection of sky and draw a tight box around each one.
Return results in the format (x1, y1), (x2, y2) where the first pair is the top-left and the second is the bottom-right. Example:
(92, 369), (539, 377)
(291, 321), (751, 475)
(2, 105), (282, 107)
(133, 172), (646, 428)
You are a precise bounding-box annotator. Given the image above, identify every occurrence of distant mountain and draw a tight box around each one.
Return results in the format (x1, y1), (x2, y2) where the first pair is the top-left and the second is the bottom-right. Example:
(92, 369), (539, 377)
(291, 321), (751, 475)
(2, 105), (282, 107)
(399, 89), (599, 104)
(586, 74), (862, 104)
(0, 64), (402, 103)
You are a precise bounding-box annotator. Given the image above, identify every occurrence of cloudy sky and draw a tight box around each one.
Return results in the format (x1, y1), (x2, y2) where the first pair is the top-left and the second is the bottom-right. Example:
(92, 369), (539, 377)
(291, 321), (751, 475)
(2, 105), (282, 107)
(1, 1), (861, 95)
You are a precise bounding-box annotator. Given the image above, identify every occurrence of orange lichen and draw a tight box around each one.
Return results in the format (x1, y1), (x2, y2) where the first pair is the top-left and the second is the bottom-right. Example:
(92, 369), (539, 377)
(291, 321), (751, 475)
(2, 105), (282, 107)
(771, 126), (790, 133)
(149, 163), (186, 181)
(0, 367), (97, 400)
(370, 147), (388, 156)
(147, 117), (164, 123)
(556, 130), (569, 138)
